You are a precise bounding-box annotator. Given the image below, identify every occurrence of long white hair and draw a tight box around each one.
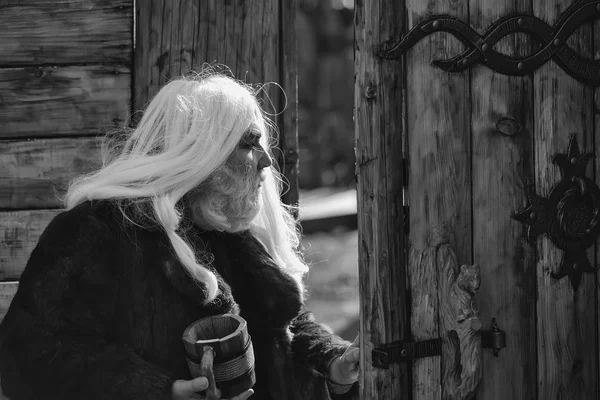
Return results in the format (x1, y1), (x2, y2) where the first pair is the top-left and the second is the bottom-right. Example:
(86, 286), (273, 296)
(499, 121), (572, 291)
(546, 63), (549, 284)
(64, 73), (308, 303)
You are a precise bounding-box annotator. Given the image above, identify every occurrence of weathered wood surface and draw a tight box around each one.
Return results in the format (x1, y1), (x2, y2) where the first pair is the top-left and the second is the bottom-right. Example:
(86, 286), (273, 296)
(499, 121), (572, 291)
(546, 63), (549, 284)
(405, 0), (471, 398)
(0, 282), (18, 323)
(0, 137), (102, 209)
(278, 0), (299, 208)
(469, 1), (537, 399)
(534, 0), (597, 398)
(0, 0), (132, 66)
(0, 65), (131, 139)
(0, 210), (61, 281)
(355, 0), (409, 398)
(134, 0), (297, 207)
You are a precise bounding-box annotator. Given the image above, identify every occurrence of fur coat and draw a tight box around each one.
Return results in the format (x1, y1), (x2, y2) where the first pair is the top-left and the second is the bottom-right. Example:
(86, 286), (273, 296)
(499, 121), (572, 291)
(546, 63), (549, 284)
(0, 200), (358, 400)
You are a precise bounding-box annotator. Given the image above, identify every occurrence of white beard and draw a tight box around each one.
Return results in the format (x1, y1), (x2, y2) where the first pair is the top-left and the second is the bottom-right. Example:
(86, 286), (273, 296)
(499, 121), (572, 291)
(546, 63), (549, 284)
(190, 161), (262, 232)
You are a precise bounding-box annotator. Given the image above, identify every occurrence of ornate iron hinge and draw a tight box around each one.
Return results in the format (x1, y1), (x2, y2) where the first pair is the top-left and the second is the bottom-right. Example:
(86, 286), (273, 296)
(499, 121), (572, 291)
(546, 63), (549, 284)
(378, 0), (600, 87)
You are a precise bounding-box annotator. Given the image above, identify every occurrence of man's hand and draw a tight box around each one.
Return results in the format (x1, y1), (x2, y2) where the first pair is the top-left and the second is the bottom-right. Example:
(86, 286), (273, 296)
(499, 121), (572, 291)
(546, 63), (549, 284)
(328, 335), (360, 385)
(172, 377), (254, 400)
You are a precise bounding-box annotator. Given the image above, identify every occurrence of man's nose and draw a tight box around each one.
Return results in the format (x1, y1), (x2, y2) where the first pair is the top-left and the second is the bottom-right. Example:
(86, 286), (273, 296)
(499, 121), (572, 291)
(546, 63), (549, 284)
(257, 145), (272, 170)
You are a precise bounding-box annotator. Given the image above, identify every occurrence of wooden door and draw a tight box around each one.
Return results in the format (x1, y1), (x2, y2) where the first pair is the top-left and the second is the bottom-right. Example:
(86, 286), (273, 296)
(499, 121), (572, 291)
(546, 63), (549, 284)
(356, 0), (600, 398)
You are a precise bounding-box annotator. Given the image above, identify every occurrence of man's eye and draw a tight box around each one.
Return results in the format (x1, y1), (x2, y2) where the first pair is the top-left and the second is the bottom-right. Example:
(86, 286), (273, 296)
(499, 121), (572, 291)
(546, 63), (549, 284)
(239, 140), (260, 150)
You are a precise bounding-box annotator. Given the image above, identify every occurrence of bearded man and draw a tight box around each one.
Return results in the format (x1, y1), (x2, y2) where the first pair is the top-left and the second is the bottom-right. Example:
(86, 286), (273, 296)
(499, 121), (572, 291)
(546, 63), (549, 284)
(0, 73), (360, 400)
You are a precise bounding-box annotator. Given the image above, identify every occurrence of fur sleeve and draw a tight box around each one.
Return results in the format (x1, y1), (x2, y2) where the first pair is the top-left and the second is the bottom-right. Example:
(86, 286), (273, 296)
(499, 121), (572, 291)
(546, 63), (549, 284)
(288, 309), (351, 376)
(0, 205), (174, 400)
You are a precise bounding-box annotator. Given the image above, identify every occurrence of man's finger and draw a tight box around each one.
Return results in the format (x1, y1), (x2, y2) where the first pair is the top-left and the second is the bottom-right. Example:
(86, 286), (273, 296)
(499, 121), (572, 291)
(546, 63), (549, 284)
(342, 347), (360, 364)
(175, 377), (209, 394)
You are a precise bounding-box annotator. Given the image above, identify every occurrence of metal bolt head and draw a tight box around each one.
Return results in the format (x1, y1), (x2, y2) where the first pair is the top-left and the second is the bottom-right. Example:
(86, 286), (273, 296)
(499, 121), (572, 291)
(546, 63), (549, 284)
(518, 18), (524, 25)
(529, 212), (536, 220)
(517, 62), (525, 70)
(400, 349), (407, 356)
(432, 20), (440, 29)
(553, 38), (561, 46)
(482, 43), (489, 51)
(573, 263), (579, 270)
(34, 70), (43, 78)
(571, 157), (577, 164)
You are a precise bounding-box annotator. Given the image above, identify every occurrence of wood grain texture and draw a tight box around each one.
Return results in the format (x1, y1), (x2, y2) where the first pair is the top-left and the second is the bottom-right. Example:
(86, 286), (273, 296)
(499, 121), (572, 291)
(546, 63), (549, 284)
(0, 210), (60, 281)
(469, 1), (538, 399)
(0, 0), (132, 65)
(0, 137), (102, 209)
(355, 0), (409, 398)
(134, 0), (297, 207)
(405, 0), (471, 398)
(533, 0), (597, 398)
(0, 282), (18, 323)
(278, 0), (299, 209)
(0, 65), (131, 139)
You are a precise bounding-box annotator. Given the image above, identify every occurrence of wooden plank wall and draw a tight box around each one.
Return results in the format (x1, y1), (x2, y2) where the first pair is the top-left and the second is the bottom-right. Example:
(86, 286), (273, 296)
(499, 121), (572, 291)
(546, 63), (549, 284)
(0, 0), (133, 323)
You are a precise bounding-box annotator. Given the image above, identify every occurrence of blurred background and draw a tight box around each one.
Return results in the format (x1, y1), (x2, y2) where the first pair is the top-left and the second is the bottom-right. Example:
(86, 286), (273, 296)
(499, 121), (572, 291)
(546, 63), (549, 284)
(295, 0), (359, 342)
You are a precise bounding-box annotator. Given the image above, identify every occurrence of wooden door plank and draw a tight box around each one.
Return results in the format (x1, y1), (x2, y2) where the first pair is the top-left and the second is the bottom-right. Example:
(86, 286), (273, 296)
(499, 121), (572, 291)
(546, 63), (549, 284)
(355, 0), (409, 397)
(0, 137), (102, 209)
(405, 1), (471, 398)
(469, 1), (537, 399)
(533, 1), (597, 398)
(0, 0), (132, 65)
(0, 65), (130, 139)
(0, 210), (61, 281)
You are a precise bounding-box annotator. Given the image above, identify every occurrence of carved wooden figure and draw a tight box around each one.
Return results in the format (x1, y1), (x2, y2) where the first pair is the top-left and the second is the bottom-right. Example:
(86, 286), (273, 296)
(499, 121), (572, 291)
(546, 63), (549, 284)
(438, 239), (482, 400)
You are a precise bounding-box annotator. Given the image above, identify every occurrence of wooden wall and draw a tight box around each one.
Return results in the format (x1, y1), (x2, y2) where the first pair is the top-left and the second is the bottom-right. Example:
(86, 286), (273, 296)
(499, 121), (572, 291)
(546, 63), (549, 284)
(0, 0), (133, 324)
(0, 0), (297, 323)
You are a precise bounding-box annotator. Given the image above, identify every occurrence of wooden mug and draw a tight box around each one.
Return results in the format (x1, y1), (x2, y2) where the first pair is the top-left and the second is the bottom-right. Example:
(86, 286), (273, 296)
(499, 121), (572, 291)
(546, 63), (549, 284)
(182, 314), (256, 399)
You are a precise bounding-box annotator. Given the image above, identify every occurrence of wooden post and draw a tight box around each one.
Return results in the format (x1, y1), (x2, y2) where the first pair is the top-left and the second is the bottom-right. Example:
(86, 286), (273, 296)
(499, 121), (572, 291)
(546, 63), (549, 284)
(355, 0), (410, 398)
(134, 0), (298, 207)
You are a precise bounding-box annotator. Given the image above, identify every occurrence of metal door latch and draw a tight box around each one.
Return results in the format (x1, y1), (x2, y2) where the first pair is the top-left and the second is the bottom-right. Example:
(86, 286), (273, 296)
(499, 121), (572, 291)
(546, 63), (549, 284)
(482, 318), (506, 357)
(372, 338), (442, 369)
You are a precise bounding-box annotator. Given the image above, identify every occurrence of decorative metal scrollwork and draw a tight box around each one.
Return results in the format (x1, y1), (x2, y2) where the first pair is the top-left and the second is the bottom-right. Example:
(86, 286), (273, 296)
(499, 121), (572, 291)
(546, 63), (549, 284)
(513, 134), (600, 291)
(379, 0), (600, 86)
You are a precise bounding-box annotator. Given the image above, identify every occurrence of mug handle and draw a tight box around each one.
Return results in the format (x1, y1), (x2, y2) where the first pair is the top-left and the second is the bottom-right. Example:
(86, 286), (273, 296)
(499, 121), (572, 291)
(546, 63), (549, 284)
(200, 346), (221, 400)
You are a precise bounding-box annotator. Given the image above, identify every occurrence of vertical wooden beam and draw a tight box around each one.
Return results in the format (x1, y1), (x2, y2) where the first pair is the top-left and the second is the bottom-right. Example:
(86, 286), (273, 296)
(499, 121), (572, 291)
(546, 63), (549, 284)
(133, 0), (297, 207)
(355, 0), (409, 398)
(469, 1), (537, 399)
(405, 0), (471, 399)
(278, 0), (299, 208)
(533, 1), (597, 398)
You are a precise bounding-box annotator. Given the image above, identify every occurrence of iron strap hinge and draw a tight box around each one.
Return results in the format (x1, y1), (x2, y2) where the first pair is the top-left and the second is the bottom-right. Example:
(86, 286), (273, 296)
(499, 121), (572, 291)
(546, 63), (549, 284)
(402, 158), (409, 187)
(372, 338), (442, 369)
